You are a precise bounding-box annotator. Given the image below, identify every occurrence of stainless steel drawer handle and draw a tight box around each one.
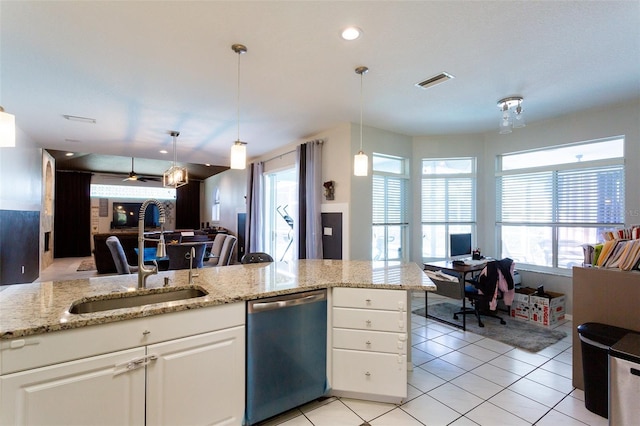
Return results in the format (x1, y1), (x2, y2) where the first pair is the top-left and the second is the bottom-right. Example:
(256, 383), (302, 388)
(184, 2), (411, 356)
(365, 371), (371, 377)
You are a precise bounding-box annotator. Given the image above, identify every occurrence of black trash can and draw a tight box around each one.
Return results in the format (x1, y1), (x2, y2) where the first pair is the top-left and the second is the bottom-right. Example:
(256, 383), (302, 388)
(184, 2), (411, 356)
(577, 322), (633, 418)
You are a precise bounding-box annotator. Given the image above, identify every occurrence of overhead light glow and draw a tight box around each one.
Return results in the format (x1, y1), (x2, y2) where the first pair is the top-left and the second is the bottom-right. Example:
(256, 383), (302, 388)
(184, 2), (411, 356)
(65, 152), (74, 157)
(341, 26), (362, 41)
(159, 150), (168, 154)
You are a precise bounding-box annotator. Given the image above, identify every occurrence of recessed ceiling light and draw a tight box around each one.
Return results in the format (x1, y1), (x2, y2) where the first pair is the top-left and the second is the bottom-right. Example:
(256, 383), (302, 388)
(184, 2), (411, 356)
(62, 114), (96, 124)
(65, 152), (74, 157)
(159, 150), (168, 154)
(205, 163), (211, 167)
(341, 26), (362, 41)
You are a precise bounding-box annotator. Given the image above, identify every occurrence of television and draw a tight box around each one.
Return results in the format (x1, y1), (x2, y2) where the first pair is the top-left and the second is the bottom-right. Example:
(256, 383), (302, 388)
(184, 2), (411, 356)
(450, 233), (472, 260)
(112, 202), (160, 229)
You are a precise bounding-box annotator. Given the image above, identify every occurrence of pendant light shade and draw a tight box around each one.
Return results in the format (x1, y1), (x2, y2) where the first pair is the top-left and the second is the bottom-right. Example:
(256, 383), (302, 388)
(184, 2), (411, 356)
(163, 131), (188, 188)
(354, 66), (369, 177)
(497, 96), (525, 134)
(0, 106), (16, 148)
(230, 43), (248, 170)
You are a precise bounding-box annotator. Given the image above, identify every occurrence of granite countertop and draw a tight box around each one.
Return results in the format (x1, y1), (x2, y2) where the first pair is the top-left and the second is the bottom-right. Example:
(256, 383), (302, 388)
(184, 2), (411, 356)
(0, 260), (436, 339)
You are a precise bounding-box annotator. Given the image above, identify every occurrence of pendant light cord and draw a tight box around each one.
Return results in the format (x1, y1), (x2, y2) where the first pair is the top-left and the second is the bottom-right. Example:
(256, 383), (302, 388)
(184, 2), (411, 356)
(359, 71), (363, 152)
(237, 50), (241, 143)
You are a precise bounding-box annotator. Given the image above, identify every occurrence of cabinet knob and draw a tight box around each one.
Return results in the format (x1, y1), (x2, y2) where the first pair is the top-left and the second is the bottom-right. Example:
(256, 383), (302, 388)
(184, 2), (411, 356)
(366, 340), (372, 346)
(366, 320), (372, 327)
(142, 330), (151, 336)
(365, 371), (371, 377)
(365, 298), (372, 305)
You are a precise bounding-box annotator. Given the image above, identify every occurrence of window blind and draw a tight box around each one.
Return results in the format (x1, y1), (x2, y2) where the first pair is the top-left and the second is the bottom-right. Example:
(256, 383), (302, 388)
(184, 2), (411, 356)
(373, 175), (407, 225)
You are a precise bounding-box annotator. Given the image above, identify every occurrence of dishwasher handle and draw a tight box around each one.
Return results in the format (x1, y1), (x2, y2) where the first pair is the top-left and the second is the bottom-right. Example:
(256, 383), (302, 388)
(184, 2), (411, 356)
(248, 290), (326, 313)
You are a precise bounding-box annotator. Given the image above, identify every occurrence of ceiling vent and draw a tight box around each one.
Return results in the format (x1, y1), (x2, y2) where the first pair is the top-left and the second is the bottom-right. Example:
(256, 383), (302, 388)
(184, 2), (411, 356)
(415, 72), (454, 90)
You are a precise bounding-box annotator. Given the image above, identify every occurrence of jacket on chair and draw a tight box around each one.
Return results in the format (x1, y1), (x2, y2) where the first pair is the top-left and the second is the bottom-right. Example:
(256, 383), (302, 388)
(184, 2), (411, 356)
(476, 258), (516, 310)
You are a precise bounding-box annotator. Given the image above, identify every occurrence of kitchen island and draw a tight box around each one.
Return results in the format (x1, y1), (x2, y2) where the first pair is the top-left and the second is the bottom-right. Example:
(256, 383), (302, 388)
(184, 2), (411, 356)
(0, 260), (436, 425)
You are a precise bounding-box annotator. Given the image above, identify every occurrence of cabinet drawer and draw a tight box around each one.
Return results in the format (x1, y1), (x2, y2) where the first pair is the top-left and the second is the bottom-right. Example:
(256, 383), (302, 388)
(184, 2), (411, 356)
(333, 328), (407, 354)
(333, 288), (406, 311)
(332, 349), (406, 398)
(333, 307), (406, 332)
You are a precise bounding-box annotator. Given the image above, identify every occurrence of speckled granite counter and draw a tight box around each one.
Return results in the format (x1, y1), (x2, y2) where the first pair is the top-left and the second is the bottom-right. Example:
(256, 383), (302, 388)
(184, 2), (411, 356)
(0, 260), (435, 339)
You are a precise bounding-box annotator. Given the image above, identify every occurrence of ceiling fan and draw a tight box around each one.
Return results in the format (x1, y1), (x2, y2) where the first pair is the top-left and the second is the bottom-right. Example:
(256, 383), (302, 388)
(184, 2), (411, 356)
(123, 157), (161, 182)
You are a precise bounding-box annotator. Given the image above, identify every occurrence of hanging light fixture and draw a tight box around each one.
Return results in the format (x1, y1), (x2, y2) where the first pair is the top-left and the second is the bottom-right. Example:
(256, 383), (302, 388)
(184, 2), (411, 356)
(354, 66), (369, 176)
(230, 43), (247, 170)
(0, 106), (16, 148)
(163, 131), (189, 188)
(497, 96), (525, 134)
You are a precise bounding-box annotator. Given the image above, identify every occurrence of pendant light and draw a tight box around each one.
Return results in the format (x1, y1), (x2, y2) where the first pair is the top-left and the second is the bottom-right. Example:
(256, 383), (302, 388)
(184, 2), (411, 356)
(230, 43), (247, 170)
(354, 66), (369, 176)
(0, 106), (16, 148)
(163, 131), (188, 188)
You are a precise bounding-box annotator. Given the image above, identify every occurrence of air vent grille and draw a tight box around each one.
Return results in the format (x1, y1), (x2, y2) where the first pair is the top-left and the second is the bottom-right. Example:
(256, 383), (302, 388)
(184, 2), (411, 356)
(415, 72), (454, 90)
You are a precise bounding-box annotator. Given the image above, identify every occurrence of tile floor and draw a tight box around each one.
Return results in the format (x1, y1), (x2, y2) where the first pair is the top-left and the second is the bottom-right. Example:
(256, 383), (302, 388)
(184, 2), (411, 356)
(261, 295), (607, 426)
(13, 258), (607, 425)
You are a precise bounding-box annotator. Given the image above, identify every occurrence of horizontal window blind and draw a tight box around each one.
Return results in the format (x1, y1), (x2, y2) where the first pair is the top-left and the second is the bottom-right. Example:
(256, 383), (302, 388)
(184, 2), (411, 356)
(421, 177), (474, 223)
(373, 175), (407, 225)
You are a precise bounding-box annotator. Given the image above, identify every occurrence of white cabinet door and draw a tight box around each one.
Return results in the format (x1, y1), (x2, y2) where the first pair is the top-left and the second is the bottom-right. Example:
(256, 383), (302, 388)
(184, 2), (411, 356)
(146, 325), (245, 426)
(0, 347), (145, 426)
(332, 349), (406, 398)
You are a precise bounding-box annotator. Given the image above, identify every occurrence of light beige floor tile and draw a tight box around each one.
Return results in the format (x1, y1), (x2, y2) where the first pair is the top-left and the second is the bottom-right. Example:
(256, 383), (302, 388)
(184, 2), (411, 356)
(535, 408), (591, 426)
(465, 401), (530, 426)
(525, 367), (574, 393)
(401, 394), (461, 425)
(470, 363), (521, 387)
(414, 339), (455, 357)
(369, 407), (424, 426)
(449, 330), (485, 344)
(303, 400), (363, 426)
(472, 337), (514, 354)
(407, 366), (447, 392)
(448, 416), (480, 425)
(507, 377), (567, 408)
(427, 382), (484, 414)
(504, 348), (550, 366)
(457, 344), (502, 362)
(540, 358), (573, 379)
(340, 398), (395, 422)
(420, 358), (466, 381)
(412, 347), (436, 366)
(432, 334), (470, 350)
(488, 389), (550, 423)
(553, 395), (608, 426)
(439, 350), (486, 371)
(450, 372), (503, 400)
(488, 354), (537, 376)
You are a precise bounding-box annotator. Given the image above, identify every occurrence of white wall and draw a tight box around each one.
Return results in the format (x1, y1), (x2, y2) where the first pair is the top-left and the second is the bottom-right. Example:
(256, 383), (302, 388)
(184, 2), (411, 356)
(0, 127), (42, 211)
(202, 169), (247, 236)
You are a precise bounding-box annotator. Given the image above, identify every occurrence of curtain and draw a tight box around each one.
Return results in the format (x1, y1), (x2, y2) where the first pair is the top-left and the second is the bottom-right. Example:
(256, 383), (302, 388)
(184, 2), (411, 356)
(245, 161), (264, 253)
(54, 171), (92, 258)
(176, 181), (201, 229)
(296, 140), (323, 259)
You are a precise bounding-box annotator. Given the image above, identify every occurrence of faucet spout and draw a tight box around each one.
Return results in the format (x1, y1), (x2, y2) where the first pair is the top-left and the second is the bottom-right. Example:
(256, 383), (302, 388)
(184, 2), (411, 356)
(137, 199), (167, 289)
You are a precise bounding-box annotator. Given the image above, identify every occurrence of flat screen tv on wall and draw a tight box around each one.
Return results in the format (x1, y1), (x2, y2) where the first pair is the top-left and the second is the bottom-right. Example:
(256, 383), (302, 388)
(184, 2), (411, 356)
(112, 202), (160, 229)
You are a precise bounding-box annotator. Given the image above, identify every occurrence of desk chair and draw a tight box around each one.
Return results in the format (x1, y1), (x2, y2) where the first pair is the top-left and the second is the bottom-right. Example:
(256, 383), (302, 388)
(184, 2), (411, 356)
(106, 236), (138, 274)
(241, 252), (274, 264)
(167, 243), (206, 270)
(453, 259), (513, 328)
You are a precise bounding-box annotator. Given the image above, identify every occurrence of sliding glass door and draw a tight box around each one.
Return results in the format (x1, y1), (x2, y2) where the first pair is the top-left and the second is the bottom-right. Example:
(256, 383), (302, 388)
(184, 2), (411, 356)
(264, 168), (297, 262)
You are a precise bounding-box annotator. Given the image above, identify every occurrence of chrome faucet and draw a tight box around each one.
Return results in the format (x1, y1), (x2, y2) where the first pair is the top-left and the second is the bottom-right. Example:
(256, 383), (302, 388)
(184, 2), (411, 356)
(188, 246), (199, 285)
(137, 199), (167, 289)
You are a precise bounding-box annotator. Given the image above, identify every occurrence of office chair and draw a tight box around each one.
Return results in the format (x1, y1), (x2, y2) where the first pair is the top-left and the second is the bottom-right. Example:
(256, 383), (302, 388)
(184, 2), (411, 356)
(167, 243), (206, 270)
(241, 252), (274, 264)
(453, 259), (514, 328)
(105, 236), (138, 274)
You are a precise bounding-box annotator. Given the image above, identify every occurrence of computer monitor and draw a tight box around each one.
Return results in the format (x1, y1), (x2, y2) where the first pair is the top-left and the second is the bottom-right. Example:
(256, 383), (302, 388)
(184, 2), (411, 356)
(450, 233), (472, 260)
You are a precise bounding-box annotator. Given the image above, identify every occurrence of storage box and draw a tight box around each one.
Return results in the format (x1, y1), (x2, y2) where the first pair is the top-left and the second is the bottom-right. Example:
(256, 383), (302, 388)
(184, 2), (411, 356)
(530, 290), (566, 326)
(510, 287), (536, 321)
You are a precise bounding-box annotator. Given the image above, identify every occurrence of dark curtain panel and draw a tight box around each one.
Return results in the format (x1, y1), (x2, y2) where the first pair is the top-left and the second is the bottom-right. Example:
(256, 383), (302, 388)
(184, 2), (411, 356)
(54, 171), (92, 258)
(297, 143), (308, 259)
(176, 181), (201, 230)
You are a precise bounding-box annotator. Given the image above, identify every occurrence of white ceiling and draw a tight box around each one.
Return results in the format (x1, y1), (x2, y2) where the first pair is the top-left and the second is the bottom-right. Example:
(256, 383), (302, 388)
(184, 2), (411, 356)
(2, 1), (639, 169)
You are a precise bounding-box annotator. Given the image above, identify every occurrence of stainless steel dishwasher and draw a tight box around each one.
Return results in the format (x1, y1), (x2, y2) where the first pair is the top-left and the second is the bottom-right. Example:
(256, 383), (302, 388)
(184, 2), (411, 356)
(245, 289), (327, 425)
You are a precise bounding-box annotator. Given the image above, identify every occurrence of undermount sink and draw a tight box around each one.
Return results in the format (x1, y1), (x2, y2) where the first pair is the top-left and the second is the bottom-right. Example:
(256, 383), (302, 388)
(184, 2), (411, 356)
(69, 287), (208, 314)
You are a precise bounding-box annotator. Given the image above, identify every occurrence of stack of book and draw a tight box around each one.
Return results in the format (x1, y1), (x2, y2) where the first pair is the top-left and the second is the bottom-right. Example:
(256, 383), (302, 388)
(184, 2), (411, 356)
(587, 226), (640, 271)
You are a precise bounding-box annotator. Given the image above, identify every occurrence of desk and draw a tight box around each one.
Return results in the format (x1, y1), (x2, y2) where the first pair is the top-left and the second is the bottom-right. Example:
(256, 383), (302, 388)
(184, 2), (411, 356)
(423, 260), (487, 331)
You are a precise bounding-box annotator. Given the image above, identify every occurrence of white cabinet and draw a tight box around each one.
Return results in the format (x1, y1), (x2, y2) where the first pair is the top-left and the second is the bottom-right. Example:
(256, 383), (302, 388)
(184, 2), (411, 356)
(331, 287), (407, 402)
(1, 347), (146, 425)
(0, 303), (245, 426)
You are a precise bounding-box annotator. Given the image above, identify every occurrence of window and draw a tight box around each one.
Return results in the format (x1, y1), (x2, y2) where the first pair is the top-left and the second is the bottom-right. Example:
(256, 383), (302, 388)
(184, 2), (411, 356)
(497, 137), (625, 270)
(372, 154), (409, 261)
(264, 168), (297, 262)
(421, 158), (476, 260)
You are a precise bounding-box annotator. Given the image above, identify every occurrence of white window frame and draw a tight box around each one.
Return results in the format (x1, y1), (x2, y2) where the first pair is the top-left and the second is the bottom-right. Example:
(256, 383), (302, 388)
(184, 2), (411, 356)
(420, 157), (477, 261)
(496, 137), (625, 272)
(372, 154), (409, 261)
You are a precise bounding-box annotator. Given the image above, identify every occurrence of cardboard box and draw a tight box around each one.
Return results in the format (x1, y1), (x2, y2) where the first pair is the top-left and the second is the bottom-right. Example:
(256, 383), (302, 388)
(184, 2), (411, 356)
(510, 287), (536, 321)
(530, 290), (566, 326)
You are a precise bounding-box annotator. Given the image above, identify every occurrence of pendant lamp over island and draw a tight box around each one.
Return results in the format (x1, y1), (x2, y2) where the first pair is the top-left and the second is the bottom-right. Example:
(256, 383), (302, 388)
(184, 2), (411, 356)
(230, 43), (248, 170)
(354, 66), (369, 176)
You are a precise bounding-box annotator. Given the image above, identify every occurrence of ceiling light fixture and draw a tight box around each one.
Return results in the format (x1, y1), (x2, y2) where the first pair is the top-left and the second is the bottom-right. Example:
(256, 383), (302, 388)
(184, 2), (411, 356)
(0, 106), (16, 148)
(354, 66), (369, 177)
(163, 131), (188, 188)
(497, 96), (525, 134)
(341, 26), (362, 41)
(62, 114), (96, 124)
(230, 43), (248, 170)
